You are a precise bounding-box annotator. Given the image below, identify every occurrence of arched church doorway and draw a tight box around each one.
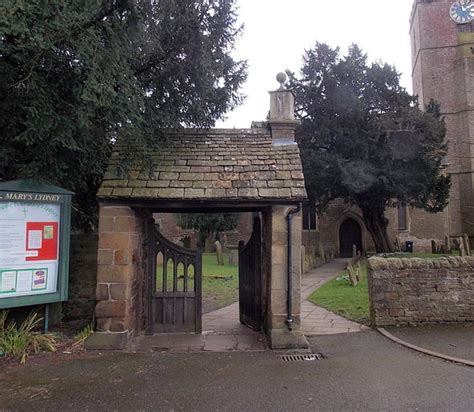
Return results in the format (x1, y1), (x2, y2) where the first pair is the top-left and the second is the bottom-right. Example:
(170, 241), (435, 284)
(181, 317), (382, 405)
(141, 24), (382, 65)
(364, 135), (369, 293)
(339, 218), (363, 258)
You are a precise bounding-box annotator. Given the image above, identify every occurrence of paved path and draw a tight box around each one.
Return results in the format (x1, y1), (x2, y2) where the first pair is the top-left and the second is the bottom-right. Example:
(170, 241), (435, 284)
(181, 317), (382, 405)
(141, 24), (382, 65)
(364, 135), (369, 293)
(301, 259), (369, 336)
(132, 302), (266, 353)
(133, 259), (367, 352)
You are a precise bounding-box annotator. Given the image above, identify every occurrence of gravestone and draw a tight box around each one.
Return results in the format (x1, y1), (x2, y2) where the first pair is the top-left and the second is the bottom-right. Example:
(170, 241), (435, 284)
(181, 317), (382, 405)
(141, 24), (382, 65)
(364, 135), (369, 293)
(459, 236), (466, 257)
(318, 241), (326, 264)
(227, 245), (239, 265)
(445, 236), (451, 253)
(463, 234), (471, 256)
(215, 240), (224, 266)
(347, 262), (359, 287)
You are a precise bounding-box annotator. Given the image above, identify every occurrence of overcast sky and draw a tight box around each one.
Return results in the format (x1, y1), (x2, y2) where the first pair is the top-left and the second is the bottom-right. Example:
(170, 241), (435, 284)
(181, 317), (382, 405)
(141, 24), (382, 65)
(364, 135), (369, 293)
(217, 0), (414, 128)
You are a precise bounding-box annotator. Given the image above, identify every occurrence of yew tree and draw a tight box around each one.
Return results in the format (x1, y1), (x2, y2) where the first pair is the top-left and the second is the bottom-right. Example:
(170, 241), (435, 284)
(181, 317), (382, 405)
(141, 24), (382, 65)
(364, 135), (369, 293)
(175, 213), (240, 248)
(288, 43), (450, 253)
(0, 0), (246, 230)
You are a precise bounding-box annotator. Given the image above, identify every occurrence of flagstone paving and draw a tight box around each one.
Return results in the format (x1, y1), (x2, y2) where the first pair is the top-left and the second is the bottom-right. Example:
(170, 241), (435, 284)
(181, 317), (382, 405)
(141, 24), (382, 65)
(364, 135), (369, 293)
(131, 302), (266, 353)
(132, 259), (368, 353)
(301, 259), (369, 336)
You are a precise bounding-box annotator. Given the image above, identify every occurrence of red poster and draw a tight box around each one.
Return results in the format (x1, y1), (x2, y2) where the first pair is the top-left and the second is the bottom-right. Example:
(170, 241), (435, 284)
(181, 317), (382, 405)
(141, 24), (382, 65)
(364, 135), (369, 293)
(25, 222), (59, 261)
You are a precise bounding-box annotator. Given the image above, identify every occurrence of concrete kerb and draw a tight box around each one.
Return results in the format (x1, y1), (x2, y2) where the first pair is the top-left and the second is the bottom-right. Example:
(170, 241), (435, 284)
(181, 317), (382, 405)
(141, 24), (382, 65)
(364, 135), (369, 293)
(377, 328), (474, 367)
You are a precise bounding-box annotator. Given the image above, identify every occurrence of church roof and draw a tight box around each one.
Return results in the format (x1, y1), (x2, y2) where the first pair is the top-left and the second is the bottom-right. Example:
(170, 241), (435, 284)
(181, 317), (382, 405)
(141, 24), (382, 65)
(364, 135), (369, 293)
(98, 128), (307, 202)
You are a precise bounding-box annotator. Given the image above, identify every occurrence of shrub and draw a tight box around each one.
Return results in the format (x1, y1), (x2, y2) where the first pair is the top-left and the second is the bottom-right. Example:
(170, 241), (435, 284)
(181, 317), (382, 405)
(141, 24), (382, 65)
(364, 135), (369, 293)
(0, 310), (57, 364)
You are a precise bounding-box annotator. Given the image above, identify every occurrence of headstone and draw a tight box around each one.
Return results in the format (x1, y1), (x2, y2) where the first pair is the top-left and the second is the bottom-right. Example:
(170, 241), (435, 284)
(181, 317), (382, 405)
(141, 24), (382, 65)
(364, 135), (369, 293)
(394, 239), (401, 252)
(445, 236), (451, 253)
(227, 246), (239, 265)
(459, 236), (466, 257)
(301, 246), (306, 274)
(356, 261), (362, 282)
(347, 262), (358, 287)
(205, 236), (213, 253)
(215, 240), (224, 266)
(318, 241), (326, 264)
(463, 234), (471, 256)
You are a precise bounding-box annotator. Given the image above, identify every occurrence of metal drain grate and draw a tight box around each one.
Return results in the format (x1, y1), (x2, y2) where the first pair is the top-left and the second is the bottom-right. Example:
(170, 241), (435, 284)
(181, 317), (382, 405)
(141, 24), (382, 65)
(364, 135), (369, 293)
(279, 353), (324, 362)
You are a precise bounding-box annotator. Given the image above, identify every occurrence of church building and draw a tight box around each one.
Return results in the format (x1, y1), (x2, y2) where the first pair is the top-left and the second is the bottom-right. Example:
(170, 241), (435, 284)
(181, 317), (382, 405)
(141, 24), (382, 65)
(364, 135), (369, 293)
(301, 0), (474, 260)
(410, 0), (474, 241)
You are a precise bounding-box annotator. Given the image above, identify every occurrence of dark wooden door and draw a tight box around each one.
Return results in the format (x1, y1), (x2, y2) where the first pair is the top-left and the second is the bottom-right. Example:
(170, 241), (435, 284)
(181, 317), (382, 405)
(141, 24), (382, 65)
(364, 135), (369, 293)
(339, 218), (363, 258)
(238, 217), (262, 331)
(146, 224), (202, 335)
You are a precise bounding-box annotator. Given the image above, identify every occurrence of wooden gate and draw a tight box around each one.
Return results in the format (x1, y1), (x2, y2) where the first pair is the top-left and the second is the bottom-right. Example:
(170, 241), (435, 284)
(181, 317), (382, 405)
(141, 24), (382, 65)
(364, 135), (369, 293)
(146, 224), (202, 334)
(238, 216), (263, 331)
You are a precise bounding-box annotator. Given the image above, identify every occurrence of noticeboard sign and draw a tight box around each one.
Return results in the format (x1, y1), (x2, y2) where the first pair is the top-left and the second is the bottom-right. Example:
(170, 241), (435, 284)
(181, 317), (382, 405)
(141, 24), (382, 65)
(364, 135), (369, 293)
(0, 180), (73, 309)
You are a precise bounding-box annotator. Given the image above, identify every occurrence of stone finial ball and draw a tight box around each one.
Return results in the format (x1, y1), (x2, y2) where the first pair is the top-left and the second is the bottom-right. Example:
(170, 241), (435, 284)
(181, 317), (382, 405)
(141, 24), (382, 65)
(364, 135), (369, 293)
(276, 72), (287, 84)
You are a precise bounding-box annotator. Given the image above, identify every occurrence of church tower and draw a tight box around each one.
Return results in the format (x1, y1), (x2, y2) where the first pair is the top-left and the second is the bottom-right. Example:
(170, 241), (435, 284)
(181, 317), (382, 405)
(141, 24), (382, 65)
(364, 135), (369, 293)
(410, 0), (474, 239)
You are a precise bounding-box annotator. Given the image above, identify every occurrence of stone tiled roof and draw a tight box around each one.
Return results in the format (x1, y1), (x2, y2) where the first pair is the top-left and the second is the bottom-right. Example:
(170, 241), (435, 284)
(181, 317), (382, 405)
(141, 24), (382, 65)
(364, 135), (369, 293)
(98, 129), (307, 201)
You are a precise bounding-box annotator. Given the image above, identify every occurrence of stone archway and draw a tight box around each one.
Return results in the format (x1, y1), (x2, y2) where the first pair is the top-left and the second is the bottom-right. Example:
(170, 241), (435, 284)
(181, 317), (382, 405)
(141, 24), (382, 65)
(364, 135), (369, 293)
(87, 84), (310, 351)
(339, 218), (363, 258)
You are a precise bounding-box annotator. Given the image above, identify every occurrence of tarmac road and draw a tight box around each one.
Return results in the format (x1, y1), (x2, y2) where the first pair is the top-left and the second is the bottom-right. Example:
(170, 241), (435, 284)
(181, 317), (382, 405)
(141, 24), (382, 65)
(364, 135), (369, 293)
(1, 330), (473, 411)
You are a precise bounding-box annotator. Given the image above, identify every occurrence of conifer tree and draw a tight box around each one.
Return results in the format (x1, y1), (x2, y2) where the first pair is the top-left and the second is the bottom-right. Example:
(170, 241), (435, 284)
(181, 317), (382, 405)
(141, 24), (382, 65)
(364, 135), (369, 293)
(1, 0), (247, 230)
(288, 43), (450, 252)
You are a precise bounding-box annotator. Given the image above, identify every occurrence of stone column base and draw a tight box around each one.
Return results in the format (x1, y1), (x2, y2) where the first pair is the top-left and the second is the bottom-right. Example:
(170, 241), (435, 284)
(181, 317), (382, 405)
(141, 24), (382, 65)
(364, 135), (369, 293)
(85, 331), (129, 350)
(268, 329), (309, 350)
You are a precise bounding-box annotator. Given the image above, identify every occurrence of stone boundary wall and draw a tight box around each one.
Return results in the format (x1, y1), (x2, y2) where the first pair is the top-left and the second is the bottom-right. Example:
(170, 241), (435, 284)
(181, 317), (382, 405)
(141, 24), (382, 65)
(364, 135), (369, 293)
(368, 256), (474, 326)
(62, 234), (98, 324)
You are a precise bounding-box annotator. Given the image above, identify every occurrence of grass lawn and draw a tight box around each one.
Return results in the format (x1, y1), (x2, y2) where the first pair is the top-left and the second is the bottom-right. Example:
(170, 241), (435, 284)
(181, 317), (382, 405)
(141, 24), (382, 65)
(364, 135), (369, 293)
(388, 252), (457, 258)
(157, 253), (239, 314)
(201, 254), (238, 314)
(308, 260), (370, 324)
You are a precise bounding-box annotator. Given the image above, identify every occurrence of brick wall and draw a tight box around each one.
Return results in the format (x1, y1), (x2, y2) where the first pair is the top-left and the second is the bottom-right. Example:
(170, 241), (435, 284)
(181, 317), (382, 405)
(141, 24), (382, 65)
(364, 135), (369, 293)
(368, 256), (474, 326)
(62, 234), (98, 324)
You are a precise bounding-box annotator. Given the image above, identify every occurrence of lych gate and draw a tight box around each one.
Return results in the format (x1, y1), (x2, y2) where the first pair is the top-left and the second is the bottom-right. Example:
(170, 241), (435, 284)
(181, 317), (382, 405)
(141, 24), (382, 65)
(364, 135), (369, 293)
(89, 83), (310, 350)
(147, 225), (202, 334)
(239, 216), (263, 331)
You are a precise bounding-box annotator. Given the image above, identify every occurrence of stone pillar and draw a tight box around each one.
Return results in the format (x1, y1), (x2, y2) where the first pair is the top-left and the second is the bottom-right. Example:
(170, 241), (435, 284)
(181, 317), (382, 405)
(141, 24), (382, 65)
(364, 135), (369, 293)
(268, 73), (299, 146)
(86, 205), (145, 349)
(266, 205), (309, 349)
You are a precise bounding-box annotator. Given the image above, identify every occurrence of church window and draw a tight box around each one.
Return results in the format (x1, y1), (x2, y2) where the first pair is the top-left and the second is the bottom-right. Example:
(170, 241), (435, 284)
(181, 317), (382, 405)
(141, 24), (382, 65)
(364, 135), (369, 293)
(302, 203), (317, 231)
(397, 203), (408, 231)
(457, 23), (474, 33)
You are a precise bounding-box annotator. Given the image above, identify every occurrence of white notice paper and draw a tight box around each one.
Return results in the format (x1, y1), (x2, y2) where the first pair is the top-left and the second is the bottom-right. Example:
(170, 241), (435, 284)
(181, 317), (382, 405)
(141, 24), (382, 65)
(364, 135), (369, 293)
(1, 271), (16, 292)
(0, 202), (61, 298)
(28, 230), (43, 249)
(17, 271), (33, 292)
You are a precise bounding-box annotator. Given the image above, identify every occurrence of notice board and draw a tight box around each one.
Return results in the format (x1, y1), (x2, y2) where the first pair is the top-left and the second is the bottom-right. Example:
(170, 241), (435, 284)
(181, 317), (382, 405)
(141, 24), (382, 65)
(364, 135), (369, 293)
(0, 180), (73, 309)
